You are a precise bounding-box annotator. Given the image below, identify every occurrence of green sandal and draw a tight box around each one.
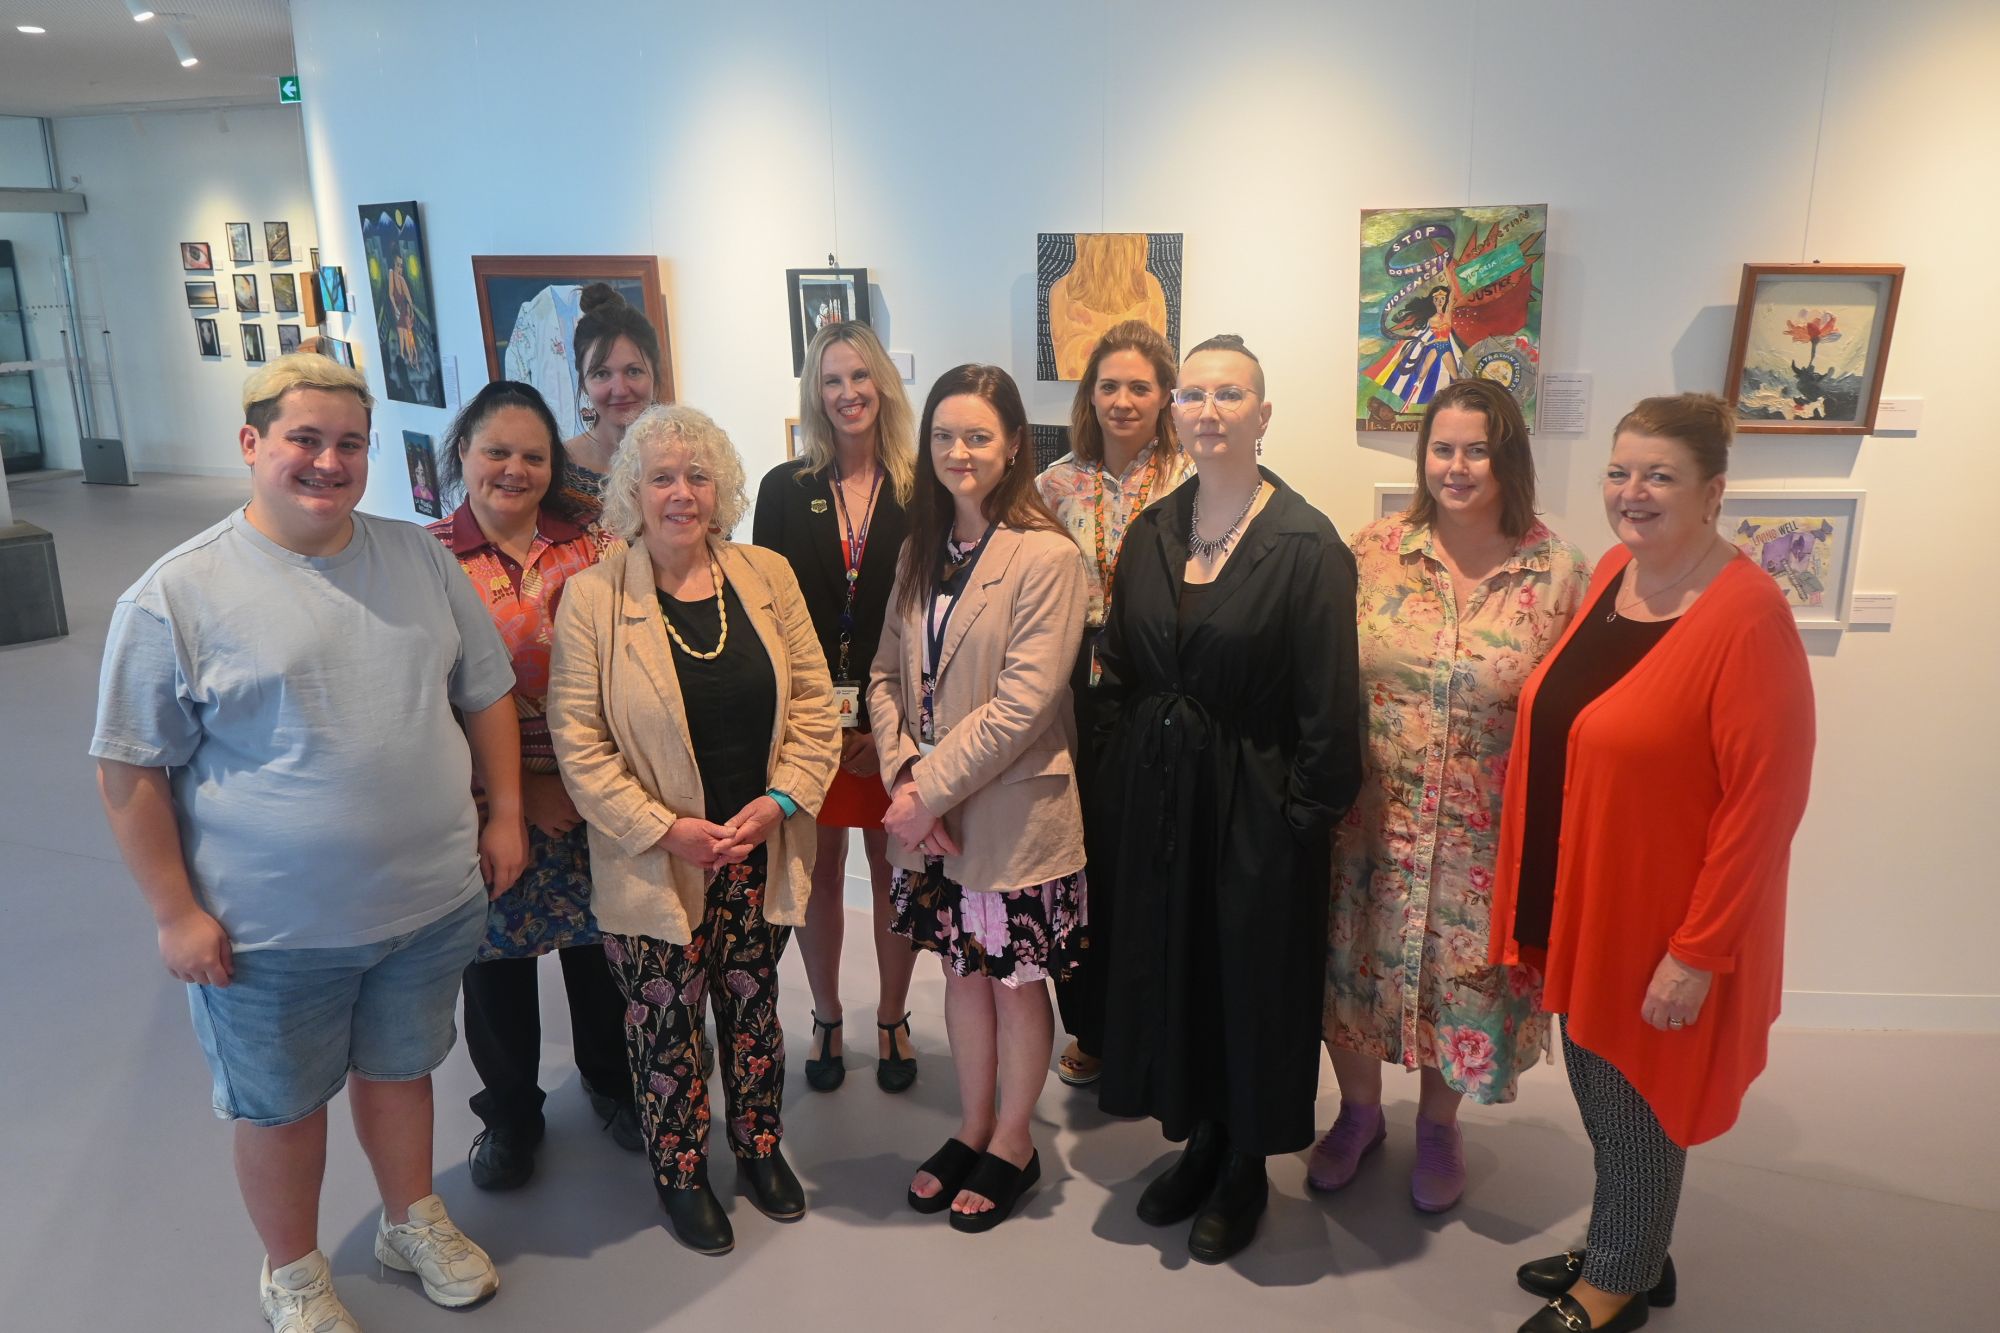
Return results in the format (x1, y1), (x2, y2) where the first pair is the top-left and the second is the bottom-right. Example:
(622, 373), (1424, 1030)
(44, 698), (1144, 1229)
(804, 1012), (844, 1092)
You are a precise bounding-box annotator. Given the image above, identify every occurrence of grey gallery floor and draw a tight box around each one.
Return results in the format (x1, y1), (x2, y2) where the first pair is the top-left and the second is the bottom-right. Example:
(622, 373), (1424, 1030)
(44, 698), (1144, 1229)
(1, 472), (1993, 1331)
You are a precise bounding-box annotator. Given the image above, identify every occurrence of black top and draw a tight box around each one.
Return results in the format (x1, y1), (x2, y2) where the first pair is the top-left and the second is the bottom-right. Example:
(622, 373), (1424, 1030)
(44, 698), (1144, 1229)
(752, 458), (907, 730)
(1512, 568), (1679, 950)
(656, 579), (776, 825)
(1092, 469), (1364, 1156)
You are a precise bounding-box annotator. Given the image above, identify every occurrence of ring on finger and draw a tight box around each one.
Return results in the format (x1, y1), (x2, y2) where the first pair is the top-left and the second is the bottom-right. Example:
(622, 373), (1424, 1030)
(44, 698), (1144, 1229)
(1668, 1017), (1685, 1029)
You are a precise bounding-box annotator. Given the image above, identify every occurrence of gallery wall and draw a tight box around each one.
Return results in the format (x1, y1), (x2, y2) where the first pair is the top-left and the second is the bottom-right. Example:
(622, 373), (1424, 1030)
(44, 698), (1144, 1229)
(287, 0), (2000, 1028)
(0, 115), (84, 472)
(50, 104), (317, 474)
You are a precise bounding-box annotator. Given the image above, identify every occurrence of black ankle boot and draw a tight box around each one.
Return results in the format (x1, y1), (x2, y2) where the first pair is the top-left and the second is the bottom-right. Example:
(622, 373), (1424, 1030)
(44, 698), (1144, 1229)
(1186, 1149), (1267, 1264)
(1136, 1121), (1227, 1227)
(657, 1168), (734, 1255)
(736, 1148), (806, 1221)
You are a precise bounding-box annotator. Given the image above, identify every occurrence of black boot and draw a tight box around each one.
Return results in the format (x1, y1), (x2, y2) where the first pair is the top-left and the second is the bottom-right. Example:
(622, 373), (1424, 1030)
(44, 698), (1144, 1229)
(657, 1167), (734, 1255)
(1136, 1121), (1226, 1227)
(1186, 1149), (1267, 1264)
(585, 1082), (645, 1153)
(736, 1148), (806, 1221)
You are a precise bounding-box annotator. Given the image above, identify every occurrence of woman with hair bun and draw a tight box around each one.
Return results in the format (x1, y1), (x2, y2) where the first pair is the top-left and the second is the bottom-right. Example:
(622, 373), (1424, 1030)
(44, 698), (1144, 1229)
(1491, 393), (1815, 1333)
(558, 283), (667, 519)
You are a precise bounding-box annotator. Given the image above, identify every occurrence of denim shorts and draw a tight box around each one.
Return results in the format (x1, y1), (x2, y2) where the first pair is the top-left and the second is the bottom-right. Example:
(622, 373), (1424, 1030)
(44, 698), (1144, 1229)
(187, 891), (487, 1127)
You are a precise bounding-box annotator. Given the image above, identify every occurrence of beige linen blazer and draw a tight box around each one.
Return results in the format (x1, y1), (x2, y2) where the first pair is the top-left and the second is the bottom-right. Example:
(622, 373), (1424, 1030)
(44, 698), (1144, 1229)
(549, 539), (838, 943)
(868, 524), (1088, 892)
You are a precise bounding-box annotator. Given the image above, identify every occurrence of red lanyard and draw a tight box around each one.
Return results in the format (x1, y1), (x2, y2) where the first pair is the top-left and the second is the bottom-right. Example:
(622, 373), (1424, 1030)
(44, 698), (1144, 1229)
(830, 461), (881, 679)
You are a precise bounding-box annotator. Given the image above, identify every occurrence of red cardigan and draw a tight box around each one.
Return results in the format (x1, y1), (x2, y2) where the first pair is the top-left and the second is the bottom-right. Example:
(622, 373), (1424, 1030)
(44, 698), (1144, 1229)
(1488, 546), (1815, 1146)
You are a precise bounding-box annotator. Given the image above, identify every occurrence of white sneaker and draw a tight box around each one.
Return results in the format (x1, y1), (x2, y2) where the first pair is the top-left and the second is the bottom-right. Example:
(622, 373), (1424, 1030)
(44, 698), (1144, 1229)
(260, 1249), (361, 1333)
(373, 1193), (499, 1308)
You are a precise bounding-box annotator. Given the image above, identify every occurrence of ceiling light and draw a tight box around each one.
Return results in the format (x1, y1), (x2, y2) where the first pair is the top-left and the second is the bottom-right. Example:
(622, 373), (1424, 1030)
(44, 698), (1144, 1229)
(125, 1), (157, 19)
(167, 20), (197, 66)
(17, 25), (47, 34)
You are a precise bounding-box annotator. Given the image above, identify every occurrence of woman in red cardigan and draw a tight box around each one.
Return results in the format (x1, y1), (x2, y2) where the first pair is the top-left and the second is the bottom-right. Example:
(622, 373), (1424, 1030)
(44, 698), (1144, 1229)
(1488, 394), (1815, 1333)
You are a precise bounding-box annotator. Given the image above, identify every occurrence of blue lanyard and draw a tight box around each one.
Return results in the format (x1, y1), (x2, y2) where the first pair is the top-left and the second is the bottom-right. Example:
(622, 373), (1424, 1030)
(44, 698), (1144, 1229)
(921, 524), (996, 738)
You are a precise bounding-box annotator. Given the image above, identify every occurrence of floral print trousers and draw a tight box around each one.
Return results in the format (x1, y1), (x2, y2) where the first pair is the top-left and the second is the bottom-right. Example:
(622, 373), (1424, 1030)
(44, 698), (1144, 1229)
(602, 856), (791, 1190)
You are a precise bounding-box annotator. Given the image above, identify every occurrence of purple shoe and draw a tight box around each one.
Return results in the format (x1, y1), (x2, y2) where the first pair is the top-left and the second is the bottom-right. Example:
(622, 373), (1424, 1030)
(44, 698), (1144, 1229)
(1306, 1102), (1386, 1192)
(1410, 1115), (1466, 1212)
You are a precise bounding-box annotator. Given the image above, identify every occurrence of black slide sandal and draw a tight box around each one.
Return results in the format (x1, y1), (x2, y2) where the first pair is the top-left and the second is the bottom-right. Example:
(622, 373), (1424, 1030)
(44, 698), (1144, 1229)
(947, 1150), (1041, 1233)
(907, 1138), (981, 1214)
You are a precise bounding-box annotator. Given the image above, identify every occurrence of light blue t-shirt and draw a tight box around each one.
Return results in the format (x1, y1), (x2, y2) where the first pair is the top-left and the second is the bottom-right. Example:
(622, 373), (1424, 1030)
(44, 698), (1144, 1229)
(90, 508), (516, 951)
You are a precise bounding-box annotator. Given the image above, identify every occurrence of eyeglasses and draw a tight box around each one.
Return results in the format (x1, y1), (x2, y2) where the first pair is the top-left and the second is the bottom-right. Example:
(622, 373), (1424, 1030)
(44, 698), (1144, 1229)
(1171, 385), (1258, 412)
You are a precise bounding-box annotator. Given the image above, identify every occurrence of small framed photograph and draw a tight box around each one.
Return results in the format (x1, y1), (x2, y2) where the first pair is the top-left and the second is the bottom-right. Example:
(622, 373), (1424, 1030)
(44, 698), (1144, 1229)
(1718, 488), (1865, 629)
(181, 241), (213, 271)
(226, 222), (254, 265)
(264, 222), (292, 264)
(405, 431), (441, 519)
(185, 280), (220, 310)
(309, 246), (320, 270)
(1374, 482), (1418, 521)
(324, 336), (354, 368)
(195, 317), (220, 358)
(785, 267), (869, 375)
(785, 418), (803, 459)
(277, 323), (303, 355)
(271, 272), (299, 314)
(233, 273), (260, 313)
(317, 265), (348, 314)
(1722, 263), (1904, 435)
(241, 323), (267, 364)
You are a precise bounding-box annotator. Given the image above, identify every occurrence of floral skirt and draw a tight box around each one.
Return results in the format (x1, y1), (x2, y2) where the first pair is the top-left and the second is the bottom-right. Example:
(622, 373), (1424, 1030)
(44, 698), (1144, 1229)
(890, 860), (1084, 988)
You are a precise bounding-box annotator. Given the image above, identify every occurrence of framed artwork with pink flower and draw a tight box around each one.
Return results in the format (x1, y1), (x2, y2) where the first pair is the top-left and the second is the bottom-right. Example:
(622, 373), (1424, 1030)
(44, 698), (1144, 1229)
(1722, 263), (1903, 435)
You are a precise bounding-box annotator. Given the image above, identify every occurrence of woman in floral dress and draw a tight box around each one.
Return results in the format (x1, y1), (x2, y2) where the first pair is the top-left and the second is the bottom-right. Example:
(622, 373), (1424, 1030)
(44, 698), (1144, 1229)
(1315, 378), (1589, 1212)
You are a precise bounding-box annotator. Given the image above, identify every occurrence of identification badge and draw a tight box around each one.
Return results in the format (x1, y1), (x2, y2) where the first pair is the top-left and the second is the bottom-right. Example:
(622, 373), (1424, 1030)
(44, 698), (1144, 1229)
(833, 682), (861, 729)
(918, 741), (938, 756)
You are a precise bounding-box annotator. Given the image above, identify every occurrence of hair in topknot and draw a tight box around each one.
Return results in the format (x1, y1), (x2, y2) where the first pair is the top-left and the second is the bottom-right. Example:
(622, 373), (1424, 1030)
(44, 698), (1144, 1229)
(1183, 332), (1264, 394)
(573, 282), (664, 387)
(1614, 393), (1733, 479)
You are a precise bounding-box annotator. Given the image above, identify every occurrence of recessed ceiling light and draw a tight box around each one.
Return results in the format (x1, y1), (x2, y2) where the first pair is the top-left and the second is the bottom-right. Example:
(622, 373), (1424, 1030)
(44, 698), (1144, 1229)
(167, 20), (197, 66)
(17, 25), (48, 34)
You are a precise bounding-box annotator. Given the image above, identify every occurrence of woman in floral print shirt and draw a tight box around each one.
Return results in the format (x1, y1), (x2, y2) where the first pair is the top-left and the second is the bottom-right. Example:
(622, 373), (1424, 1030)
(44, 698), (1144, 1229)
(1314, 379), (1589, 1213)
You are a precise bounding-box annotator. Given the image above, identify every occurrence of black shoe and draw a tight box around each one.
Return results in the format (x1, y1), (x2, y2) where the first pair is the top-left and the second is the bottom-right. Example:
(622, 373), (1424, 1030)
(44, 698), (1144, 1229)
(1518, 1293), (1650, 1332)
(467, 1123), (541, 1191)
(696, 1026), (715, 1080)
(1186, 1149), (1267, 1265)
(657, 1171), (734, 1255)
(1135, 1121), (1226, 1227)
(804, 1012), (845, 1092)
(876, 1013), (917, 1093)
(908, 1137), (982, 1215)
(736, 1149), (806, 1221)
(585, 1085), (644, 1153)
(1517, 1252), (1676, 1308)
(947, 1150), (1042, 1234)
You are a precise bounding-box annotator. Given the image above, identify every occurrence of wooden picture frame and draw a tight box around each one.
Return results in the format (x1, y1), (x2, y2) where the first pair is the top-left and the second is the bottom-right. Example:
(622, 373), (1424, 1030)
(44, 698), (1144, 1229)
(1721, 263), (1904, 435)
(1718, 488), (1866, 629)
(470, 255), (673, 439)
(786, 267), (870, 376)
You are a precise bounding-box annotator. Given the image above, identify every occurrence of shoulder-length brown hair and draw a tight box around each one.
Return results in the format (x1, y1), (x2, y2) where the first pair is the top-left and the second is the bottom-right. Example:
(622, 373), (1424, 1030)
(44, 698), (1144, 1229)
(1405, 378), (1538, 539)
(896, 363), (1061, 616)
(1066, 319), (1181, 466)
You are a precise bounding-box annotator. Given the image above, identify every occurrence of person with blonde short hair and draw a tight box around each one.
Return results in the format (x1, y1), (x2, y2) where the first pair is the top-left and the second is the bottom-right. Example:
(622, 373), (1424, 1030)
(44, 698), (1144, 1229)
(92, 353), (526, 1331)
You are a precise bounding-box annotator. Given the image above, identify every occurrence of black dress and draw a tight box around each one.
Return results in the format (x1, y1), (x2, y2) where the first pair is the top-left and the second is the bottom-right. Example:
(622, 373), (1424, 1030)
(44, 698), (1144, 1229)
(1094, 471), (1364, 1156)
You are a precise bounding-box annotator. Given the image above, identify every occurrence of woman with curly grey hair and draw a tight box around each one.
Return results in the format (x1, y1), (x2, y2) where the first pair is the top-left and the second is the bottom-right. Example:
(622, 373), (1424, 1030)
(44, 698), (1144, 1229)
(549, 405), (839, 1255)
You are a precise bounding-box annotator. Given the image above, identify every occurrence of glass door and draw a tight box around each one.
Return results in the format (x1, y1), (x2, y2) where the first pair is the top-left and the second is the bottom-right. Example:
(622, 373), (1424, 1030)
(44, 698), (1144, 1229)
(0, 240), (47, 474)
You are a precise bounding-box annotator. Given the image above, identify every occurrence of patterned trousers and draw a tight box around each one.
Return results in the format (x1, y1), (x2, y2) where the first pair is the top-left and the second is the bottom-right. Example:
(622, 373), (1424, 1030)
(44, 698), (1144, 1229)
(1561, 1017), (1688, 1294)
(602, 855), (791, 1190)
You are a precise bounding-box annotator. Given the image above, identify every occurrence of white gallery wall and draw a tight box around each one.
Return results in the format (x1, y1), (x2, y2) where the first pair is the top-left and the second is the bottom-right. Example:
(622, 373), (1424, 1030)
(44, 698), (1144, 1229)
(51, 105), (317, 474)
(0, 114), (84, 471)
(288, 0), (2000, 1029)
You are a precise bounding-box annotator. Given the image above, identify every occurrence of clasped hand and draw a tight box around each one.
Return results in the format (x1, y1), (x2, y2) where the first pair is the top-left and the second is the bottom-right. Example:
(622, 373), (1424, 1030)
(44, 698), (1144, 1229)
(883, 774), (959, 859)
(660, 795), (787, 869)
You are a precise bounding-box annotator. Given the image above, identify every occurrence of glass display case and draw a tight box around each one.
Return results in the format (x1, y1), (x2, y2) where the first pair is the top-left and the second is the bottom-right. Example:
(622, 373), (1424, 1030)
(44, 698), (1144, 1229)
(0, 240), (47, 475)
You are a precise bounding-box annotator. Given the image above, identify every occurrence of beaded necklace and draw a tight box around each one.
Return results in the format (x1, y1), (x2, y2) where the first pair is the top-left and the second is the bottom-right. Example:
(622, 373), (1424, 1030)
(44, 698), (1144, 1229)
(660, 556), (729, 660)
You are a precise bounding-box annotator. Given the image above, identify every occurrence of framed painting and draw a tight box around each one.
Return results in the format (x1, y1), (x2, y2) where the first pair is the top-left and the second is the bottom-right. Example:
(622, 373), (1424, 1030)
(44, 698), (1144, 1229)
(233, 274), (260, 313)
(264, 222), (292, 264)
(299, 278), (324, 327)
(241, 323), (267, 364)
(785, 418), (802, 460)
(271, 272), (299, 314)
(357, 202), (444, 406)
(1029, 423), (1071, 474)
(1357, 204), (1546, 432)
(1718, 489), (1865, 629)
(226, 222), (254, 265)
(185, 281), (219, 310)
(309, 246), (320, 270)
(277, 323), (302, 355)
(195, 317), (220, 358)
(1721, 264), (1903, 434)
(1036, 233), (1181, 382)
(785, 267), (869, 376)
(405, 430), (441, 519)
(324, 337), (355, 368)
(471, 255), (673, 438)
(181, 241), (213, 271)
(1374, 481), (1418, 521)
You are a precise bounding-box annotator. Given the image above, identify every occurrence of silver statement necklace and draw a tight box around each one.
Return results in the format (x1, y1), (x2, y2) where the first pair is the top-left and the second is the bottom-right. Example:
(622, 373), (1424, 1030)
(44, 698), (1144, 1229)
(1188, 482), (1260, 561)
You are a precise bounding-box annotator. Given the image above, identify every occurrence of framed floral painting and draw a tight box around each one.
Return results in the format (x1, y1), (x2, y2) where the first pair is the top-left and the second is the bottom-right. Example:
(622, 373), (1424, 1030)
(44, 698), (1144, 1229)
(1721, 263), (1903, 435)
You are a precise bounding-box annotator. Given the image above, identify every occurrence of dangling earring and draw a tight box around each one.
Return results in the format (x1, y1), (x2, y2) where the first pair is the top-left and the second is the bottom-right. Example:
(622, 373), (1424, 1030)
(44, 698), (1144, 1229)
(1255, 436), (1265, 457)
(578, 393), (599, 428)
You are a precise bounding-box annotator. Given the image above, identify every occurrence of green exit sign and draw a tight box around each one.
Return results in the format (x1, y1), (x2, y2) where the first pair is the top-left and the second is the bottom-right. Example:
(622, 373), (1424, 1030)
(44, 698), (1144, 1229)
(278, 75), (301, 104)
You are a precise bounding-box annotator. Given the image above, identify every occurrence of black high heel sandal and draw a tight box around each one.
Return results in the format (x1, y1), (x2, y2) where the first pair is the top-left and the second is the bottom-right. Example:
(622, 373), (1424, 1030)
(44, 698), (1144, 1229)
(876, 1013), (917, 1093)
(804, 1012), (844, 1092)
